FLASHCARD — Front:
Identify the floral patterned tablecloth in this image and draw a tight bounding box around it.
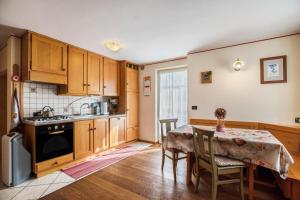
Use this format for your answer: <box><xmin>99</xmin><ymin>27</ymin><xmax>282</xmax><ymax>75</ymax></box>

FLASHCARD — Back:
<box><xmin>167</xmin><ymin>125</ymin><xmax>294</xmax><ymax>179</ymax></box>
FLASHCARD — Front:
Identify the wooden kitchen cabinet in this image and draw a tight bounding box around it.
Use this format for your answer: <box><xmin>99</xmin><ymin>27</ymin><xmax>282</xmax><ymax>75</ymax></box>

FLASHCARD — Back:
<box><xmin>87</xmin><ymin>52</ymin><xmax>103</xmax><ymax>95</ymax></box>
<box><xmin>126</xmin><ymin>126</ymin><xmax>139</xmax><ymax>142</ymax></box>
<box><xmin>126</xmin><ymin>67</ymin><xmax>139</xmax><ymax>93</ymax></box>
<box><xmin>22</xmin><ymin>32</ymin><xmax>68</xmax><ymax>84</ymax></box>
<box><xmin>59</xmin><ymin>46</ymin><xmax>87</xmax><ymax>95</ymax></box>
<box><xmin>103</xmin><ymin>57</ymin><xmax>119</xmax><ymax>96</ymax></box>
<box><xmin>119</xmin><ymin>61</ymin><xmax>140</xmax><ymax>142</ymax></box>
<box><xmin>74</xmin><ymin>120</ymin><xmax>93</xmax><ymax>160</ymax></box>
<box><xmin>93</xmin><ymin>118</ymin><xmax>109</xmax><ymax>153</ymax></box>
<box><xmin>126</xmin><ymin>92</ymin><xmax>139</xmax><ymax>128</ymax></box>
<box><xmin>109</xmin><ymin>117</ymin><xmax>126</xmax><ymax>148</ymax></box>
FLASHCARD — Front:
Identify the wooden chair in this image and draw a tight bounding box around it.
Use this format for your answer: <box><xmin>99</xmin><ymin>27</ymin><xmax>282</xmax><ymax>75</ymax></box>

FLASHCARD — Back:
<box><xmin>192</xmin><ymin>127</ymin><xmax>245</xmax><ymax>200</ymax></box>
<box><xmin>160</xmin><ymin>119</ymin><xmax>187</xmax><ymax>182</ymax></box>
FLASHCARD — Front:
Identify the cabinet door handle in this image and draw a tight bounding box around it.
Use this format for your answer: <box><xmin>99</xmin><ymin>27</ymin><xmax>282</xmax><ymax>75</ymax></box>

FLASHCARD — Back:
<box><xmin>93</xmin><ymin>128</ymin><xmax>96</xmax><ymax>130</ymax></box>
<box><xmin>103</xmin><ymin>85</ymin><xmax>106</xmax><ymax>88</ymax></box>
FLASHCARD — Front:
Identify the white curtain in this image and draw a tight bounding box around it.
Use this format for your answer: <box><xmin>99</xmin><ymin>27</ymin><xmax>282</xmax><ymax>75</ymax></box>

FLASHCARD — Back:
<box><xmin>158</xmin><ymin>68</ymin><xmax>188</xmax><ymax>127</ymax></box>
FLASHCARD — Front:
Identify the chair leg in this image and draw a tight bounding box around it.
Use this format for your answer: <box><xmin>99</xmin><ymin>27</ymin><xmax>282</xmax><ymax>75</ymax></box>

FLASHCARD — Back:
<box><xmin>161</xmin><ymin>149</ymin><xmax>165</xmax><ymax>171</ymax></box>
<box><xmin>240</xmin><ymin>169</ymin><xmax>244</xmax><ymax>200</ymax></box>
<box><xmin>175</xmin><ymin>152</ymin><xmax>179</xmax><ymax>168</ymax></box>
<box><xmin>211</xmin><ymin>176</ymin><xmax>218</xmax><ymax>200</ymax></box>
<box><xmin>172</xmin><ymin>150</ymin><xmax>177</xmax><ymax>182</ymax></box>
<box><xmin>194</xmin><ymin>172</ymin><xmax>200</xmax><ymax>192</ymax></box>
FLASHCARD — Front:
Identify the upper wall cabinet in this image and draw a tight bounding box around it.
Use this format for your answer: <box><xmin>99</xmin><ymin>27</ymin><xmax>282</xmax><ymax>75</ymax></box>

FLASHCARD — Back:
<box><xmin>103</xmin><ymin>58</ymin><xmax>119</xmax><ymax>96</ymax></box>
<box><xmin>87</xmin><ymin>52</ymin><xmax>103</xmax><ymax>95</ymax></box>
<box><xmin>59</xmin><ymin>46</ymin><xmax>88</xmax><ymax>95</ymax></box>
<box><xmin>22</xmin><ymin>32</ymin><xmax>68</xmax><ymax>84</ymax></box>
<box><xmin>59</xmin><ymin>49</ymin><xmax>105</xmax><ymax>96</ymax></box>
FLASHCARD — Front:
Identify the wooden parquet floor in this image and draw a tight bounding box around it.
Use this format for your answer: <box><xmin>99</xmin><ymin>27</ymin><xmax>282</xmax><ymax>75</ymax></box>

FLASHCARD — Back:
<box><xmin>41</xmin><ymin>146</ymin><xmax>285</xmax><ymax>200</ymax></box>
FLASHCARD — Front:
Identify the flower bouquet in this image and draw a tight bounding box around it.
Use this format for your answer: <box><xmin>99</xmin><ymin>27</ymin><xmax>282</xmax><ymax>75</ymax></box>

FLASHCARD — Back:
<box><xmin>215</xmin><ymin>108</ymin><xmax>227</xmax><ymax>132</ymax></box>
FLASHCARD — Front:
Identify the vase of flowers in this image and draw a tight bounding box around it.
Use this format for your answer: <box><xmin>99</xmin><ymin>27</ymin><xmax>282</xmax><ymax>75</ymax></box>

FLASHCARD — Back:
<box><xmin>215</xmin><ymin>108</ymin><xmax>227</xmax><ymax>132</ymax></box>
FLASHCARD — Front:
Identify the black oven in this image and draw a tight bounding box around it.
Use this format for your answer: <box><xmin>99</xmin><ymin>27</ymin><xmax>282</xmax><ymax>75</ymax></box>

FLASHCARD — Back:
<box><xmin>35</xmin><ymin>123</ymin><xmax>73</xmax><ymax>163</ymax></box>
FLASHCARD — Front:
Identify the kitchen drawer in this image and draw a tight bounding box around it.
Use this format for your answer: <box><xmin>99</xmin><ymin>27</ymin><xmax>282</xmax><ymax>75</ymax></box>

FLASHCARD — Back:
<box><xmin>35</xmin><ymin>153</ymin><xmax>73</xmax><ymax>173</ymax></box>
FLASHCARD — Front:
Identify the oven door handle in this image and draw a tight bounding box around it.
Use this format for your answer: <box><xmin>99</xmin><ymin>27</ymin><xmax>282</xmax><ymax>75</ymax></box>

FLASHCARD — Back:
<box><xmin>49</xmin><ymin>130</ymin><xmax>65</xmax><ymax>135</ymax></box>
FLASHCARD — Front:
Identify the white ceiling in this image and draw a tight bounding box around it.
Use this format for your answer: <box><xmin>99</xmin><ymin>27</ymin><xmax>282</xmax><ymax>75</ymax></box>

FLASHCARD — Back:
<box><xmin>0</xmin><ymin>0</ymin><xmax>300</xmax><ymax>64</ymax></box>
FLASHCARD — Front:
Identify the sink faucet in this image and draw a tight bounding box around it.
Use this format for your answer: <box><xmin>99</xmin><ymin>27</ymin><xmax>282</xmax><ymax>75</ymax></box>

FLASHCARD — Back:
<box><xmin>80</xmin><ymin>103</ymin><xmax>90</xmax><ymax>115</ymax></box>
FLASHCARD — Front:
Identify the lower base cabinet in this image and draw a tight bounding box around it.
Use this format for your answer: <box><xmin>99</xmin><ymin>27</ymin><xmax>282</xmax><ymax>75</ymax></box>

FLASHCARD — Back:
<box><xmin>74</xmin><ymin>120</ymin><xmax>94</xmax><ymax>160</ymax></box>
<box><xmin>109</xmin><ymin>117</ymin><xmax>126</xmax><ymax>148</ymax></box>
<box><xmin>93</xmin><ymin>118</ymin><xmax>109</xmax><ymax>153</ymax></box>
<box><xmin>74</xmin><ymin>117</ymin><xmax>125</xmax><ymax>159</ymax></box>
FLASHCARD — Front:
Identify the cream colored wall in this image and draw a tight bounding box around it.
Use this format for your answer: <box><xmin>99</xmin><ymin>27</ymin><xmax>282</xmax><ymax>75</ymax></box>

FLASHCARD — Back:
<box><xmin>139</xmin><ymin>59</ymin><xmax>187</xmax><ymax>142</ymax></box>
<box><xmin>188</xmin><ymin>35</ymin><xmax>300</xmax><ymax>124</ymax></box>
<box><xmin>139</xmin><ymin>35</ymin><xmax>300</xmax><ymax>142</ymax></box>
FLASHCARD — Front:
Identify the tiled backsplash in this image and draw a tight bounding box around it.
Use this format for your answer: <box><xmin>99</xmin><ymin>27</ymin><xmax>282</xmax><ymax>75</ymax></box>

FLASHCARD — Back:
<box><xmin>22</xmin><ymin>82</ymin><xmax>101</xmax><ymax>117</ymax></box>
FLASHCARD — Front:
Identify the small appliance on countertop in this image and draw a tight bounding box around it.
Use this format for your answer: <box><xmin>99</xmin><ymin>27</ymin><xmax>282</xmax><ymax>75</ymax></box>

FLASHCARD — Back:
<box><xmin>100</xmin><ymin>102</ymin><xmax>109</xmax><ymax>115</ymax></box>
<box><xmin>91</xmin><ymin>102</ymin><xmax>101</xmax><ymax>115</ymax></box>
<box><xmin>109</xmin><ymin>98</ymin><xmax>119</xmax><ymax>114</ymax></box>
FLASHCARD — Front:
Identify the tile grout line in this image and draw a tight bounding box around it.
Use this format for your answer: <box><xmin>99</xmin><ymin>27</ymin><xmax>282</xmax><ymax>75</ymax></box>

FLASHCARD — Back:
<box><xmin>37</xmin><ymin>172</ymin><xmax>61</xmax><ymax>199</ymax></box>
<box><xmin>8</xmin><ymin>186</ymin><xmax>27</xmax><ymax>200</ymax></box>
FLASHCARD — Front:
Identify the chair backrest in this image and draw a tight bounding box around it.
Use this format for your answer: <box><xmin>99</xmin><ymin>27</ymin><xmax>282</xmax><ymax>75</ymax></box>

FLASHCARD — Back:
<box><xmin>159</xmin><ymin>119</ymin><xmax>178</xmax><ymax>142</ymax></box>
<box><xmin>192</xmin><ymin>127</ymin><xmax>217</xmax><ymax>170</ymax></box>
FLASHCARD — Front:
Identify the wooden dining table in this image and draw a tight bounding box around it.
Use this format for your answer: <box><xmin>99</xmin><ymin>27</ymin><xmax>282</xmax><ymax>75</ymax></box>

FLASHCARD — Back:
<box><xmin>166</xmin><ymin>125</ymin><xmax>294</xmax><ymax>200</ymax></box>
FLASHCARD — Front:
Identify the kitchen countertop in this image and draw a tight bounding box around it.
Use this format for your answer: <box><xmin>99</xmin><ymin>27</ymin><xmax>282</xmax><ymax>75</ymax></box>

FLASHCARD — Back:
<box><xmin>23</xmin><ymin>113</ymin><xmax>126</xmax><ymax>126</ymax></box>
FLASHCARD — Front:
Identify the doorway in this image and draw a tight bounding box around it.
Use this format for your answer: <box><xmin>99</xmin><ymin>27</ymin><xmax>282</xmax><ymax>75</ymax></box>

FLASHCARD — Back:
<box><xmin>157</xmin><ymin>67</ymin><xmax>188</xmax><ymax>142</ymax></box>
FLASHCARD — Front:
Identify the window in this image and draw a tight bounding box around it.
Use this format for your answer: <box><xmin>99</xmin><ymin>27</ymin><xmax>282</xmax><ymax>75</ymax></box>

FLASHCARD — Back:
<box><xmin>158</xmin><ymin>68</ymin><xmax>188</xmax><ymax>128</ymax></box>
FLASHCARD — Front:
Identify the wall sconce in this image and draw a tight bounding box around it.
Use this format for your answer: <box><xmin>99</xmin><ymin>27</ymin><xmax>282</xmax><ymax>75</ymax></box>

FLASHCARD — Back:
<box><xmin>232</xmin><ymin>58</ymin><xmax>245</xmax><ymax>71</ymax></box>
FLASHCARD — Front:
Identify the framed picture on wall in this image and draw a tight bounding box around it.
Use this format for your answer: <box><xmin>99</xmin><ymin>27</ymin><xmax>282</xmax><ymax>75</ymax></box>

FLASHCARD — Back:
<box><xmin>260</xmin><ymin>55</ymin><xmax>287</xmax><ymax>84</ymax></box>
<box><xmin>201</xmin><ymin>71</ymin><xmax>212</xmax><ymax>84</ymax></box>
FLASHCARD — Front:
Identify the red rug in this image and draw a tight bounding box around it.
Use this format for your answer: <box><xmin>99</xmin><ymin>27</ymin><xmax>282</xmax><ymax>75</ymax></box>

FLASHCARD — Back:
<box><xmin>62</xmin><ymin>145</ymin><xmax>146</xmax><ymax>179</ymax></box>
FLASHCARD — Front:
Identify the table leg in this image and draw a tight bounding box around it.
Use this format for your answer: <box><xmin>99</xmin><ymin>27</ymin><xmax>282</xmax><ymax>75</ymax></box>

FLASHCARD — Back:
<box><xmin>248</xmin><ymin>164</ymin><xmax>256</xmax><ymax>200</ymax></box>
<box><xmin>186</xmin><ymin>152</ymin><xmax>194</xmax><ymax>185</ymax></box>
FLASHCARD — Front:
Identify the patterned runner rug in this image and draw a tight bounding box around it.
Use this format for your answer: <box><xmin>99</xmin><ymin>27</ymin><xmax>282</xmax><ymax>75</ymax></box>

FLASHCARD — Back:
<box><xmin>62</xmin><ymin>143</ymin><xmax>150</xmax><ymax>179</ymax></box>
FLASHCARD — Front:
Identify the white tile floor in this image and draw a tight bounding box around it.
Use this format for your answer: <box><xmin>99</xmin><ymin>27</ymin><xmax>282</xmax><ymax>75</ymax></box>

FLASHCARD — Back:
<box><xmin>0</xmin><ymin>171</ymin><xmax>75</xmax><ymax>200</ymax></box>
<box><xmin>0</xmin><ymin>142</ymin><xmax>151</xmax><ymax>200</ymax></box>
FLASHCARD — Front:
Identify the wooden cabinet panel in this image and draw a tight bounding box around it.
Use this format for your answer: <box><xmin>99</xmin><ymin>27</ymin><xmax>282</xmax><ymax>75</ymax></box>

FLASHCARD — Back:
<box><xmin>109</xmin><ymin>117</ymin><xmax>125</xmax><ymax>148</ymax></box>
<box><xmin>22</xmin><ymin>32</ymin><xmax>67</xmax><ymax>84</ymax></box>
<box><xmin>127</xmin><ymin>92</ymin><xmax>139</xmax><ymax>128</ymax></box>
<box><xmin>126</xmin><ymin>127</ymin><xmax>139</xmax><ymax>142</ymax></box>
<box><xmin>68</xmin><ymin>46</ymin><xmax>88</xmax><ymax>95</ymax></box>
<box><xmin>126</xmin><ymin>68</ymin><xmax>139</xmax><ymax>93</ymax></box>
<box><xmin>88</xmin><ymin>52</ymin><xmax>103</xmax><ymax>95</ymax></box>
<box><xmin>93</xmin><ymin>118</ymin><xmax>109</xmax><ymax>153</ymax></box>
<box><xmin>31</xmin><ymin>34</ymin><xmax>67</xmax><ymax>75</ymax></box>
<box><xmin>74</xmin><ymin>120</ymin><xmax>93</xmax><ymax>159</ymax></box>
<box><xmin>103</xmin><ymin>58</ymin><xmax>119</xmax><ymax>96</ymax></box>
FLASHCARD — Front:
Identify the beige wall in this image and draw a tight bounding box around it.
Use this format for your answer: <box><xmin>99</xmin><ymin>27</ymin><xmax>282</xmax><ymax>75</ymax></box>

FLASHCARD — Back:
<box><xmin>140</xmin><ymin>34</ymin><xmax>300</xmax><ymax>142</ymax></box>
<box><xmin>139</xmin><ymin>59</ymin><xmax>187</xmax><ymax>142</ymax></box>
<box><xmin>188</xmin><ymin>35</ymin><xmax>300</xmax><ymax>124</ymax></box>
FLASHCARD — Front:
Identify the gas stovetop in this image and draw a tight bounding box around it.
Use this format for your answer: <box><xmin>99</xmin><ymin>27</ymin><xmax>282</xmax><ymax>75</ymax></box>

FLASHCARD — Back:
<box><xmin>24</xmin><ymin>115</ymin><xmax>71</xmax><ymax>122</ymax></box>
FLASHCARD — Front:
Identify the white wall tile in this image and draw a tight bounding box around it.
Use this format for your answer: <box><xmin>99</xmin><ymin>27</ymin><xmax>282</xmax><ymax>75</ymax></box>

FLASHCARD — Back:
<box><xmin>22</xmin><ymin>83</ymin><xmax>101</xmax><ymax>117</ymax></box>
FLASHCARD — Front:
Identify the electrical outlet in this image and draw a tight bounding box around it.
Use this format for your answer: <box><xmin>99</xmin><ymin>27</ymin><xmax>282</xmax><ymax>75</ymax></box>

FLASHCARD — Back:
<box><xmin>295</xmin><ymin>117</ymin><xmax>300</xmax><ymax>123</ymax></box>
<box><xmin>192</xmin><ymin>106</ymin><xmax>197</xmax><ymax>110</ymax></box>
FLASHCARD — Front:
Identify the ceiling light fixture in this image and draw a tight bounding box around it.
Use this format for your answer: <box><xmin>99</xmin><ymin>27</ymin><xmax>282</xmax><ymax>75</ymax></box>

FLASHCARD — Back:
<box><xmin>232</xmin><ymin>58</ymin><xmax>245</xmax><ymax>71</ymax></box>
<box><xmin>104</xmin><ymin>40</ymin><xmax>123</xmax><ymax>52</ymax></box>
